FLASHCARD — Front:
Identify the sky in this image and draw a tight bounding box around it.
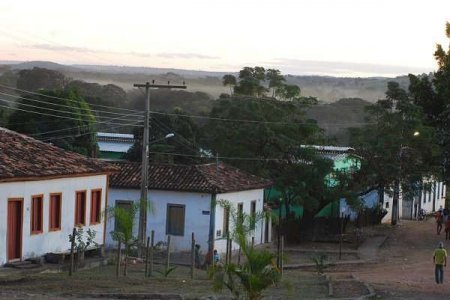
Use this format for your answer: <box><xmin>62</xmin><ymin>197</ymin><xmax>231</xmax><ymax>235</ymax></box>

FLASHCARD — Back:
<box><xmin>0</xmin><ymin>0</ymin><xmax>449</xmax><ymax>77</ymax></box>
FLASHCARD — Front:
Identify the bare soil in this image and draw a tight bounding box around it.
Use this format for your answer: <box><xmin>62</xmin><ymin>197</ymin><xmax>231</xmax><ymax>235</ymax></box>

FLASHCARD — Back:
<box><xmin>1</xmin><ymin>219</ymin><xmax>448</xmax><ymax>299</ymax></box>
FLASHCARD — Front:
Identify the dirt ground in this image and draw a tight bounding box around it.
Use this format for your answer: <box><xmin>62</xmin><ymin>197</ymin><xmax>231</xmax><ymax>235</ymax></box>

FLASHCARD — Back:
<box><xmin>1</xmin><ymin>219</ymin><xmax>450</xmax><ymax>299</ymax></box>
<box><xmin>348</xmin><ymin>218</ymin><xmax>450</xmax><ymax>299</ymax></box>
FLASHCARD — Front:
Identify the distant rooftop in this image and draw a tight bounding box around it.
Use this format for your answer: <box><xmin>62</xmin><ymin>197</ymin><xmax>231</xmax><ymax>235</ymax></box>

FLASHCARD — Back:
<box><xmin>300</xmin><ymin>145</ymin><xmax>355</xmax><ymax>153</ymax></box>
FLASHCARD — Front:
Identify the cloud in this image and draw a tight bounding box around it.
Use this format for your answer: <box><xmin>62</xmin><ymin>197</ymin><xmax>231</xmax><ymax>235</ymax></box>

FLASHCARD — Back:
<box><xmin>265</xmin><ymin>58</ymin><xmax>432</xmax><ymax>77</ymax></box>
<box><xmin>156</xmin><ymin>52</ymin><xmax>219</xmax><ymax>60</ymax></box>
<box><xmin>26</xmin><ymin>44</ymin><xmax>218</xmax><ymax>61</ymax></box>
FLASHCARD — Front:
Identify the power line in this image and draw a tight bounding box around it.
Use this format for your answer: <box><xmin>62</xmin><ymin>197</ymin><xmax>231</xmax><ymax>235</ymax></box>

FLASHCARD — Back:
<box><xmin>0</xmin><ymin>83</ymin><xmax>141</xmax><ymax>114</ymax></box>
<box><xmin>39</xmin><ymin>121</ymin><xmax>142</xmax><ymax>142</ymax></box>
<box><xmin>0</xmin><ymin>103</ymin><xmax>144</xmax><ymax>127</ymax></box>
<box><xmin>148</xmin><ymin>150</ymin><xmax>284</xmax><ymax>162</ymax></box>
<box><xmin>0</xmin><ymin>90</ymin><xmax>144</xmax><ymax>119</ymax></box>
<box><xmin>0</xmin><ymin>97</ymin><xmax>141</xmax><ymax>125</ymax></box>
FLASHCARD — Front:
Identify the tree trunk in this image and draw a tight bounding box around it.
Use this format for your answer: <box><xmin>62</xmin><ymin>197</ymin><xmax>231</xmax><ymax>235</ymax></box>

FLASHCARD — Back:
<box><xmin>391</xmin><ymin>179</ymin><xmax>400</xmax><ymax>225</ymax></box>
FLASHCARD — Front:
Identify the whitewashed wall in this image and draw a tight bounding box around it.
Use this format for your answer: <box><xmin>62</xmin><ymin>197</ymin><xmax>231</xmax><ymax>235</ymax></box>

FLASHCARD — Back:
<box><xmin>0</xmin><ymin>175</ymin><xmax>107</xmax><ymax>265</ymax></box>
<box><xmin>214</xmin><ymin>189</ymin><xmax>265</xmax><ymax>254</ymax></box>
<box><xmin>106</xmin><ymin>189</ymin><xmax>212</xmax><ymax>252</ymax></box>
<box><xmin>381</xmin><ymin>191</ymin><xmax>403</xmax><ymax>224</ymax></box>
<box><xmin>420</xmin><ymin>181</ymin><xmax>446</xmax><ymax>214</ymax></box>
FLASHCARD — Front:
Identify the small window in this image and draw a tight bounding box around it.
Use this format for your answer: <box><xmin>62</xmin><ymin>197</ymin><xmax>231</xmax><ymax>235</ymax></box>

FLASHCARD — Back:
<box><xmin>385</xmin><ymin>202</ymin><xmax>389</xmax><ymax>209</ymax></box>
<box><xmin>250</xmin><ymin>201</ymin><xmax>256</xmax><ymax>229</ymax></box>
<box><xmin>223</xmin><ymin>207</ymin><xmax>230</xmax><ymax>237</ymax></box>
<box><xmin>90</xmin><ymin>189</ymin><xmax>102</xmax><ymax>224</ymax></box>
<box><xmin>115</xmin><ymin>201</ymin><xmax>133</xmax><ymax>232</ymax></box>
<box><xmin>237</xmin><ymin>203</ymin><xmax>244</xmax><ymax>224</ymax></box>
<box><xmin>166</xmin><ymin>204</ymin><xmax>185</xmax><ymax>236</ymax></box>
<box><xmin>31</xmin><ymin>195</ymin><xmax>43</xmax><ymax>234</ymax></box>
<box><xmin>75</xmin><ymin>191</ymin><xmax>86</xmax><ymax>226</ymax></box>
<box><xmin>49</xmin><ymin>194</ymin><xmax>62</xmax><ymax>231</ymax></box>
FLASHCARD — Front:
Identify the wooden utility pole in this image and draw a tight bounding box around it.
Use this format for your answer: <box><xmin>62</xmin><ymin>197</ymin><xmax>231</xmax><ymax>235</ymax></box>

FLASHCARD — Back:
<box><xmin>133</xmin><ymin>81</ymin><xmax>186</xmax><ymax>256</ymax></box>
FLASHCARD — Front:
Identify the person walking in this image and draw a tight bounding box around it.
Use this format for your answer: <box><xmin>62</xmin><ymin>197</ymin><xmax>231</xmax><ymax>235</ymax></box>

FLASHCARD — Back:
<box><xmin>436</xmin><ymin>210</ymin><xmax>444</xmax><ymax>235</ymax></box>
<box><xmin>433</xmin><ymin>242</ymin><xmax>447</xmax><ymax>284</ymax></box>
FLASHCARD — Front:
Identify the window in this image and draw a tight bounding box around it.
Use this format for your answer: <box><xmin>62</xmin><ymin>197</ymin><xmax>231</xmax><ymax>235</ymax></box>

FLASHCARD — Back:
<box><xmin>166</xmin><ymin>204</ymin><xmax>185</xmax><ymax>236</ymax></box>
<box><xmin>31</xmin><ymin>195</ymin><xmax>43</xmax><ymax>234</ymax></box>
<box><xmin>49</xmin><ymin>194</ymin><xmax>62</xmax><ymax>231</ymax></box>
<box><xmin>385</xmin><ymin>202</ymin><xmax>389</xmax><ymax>209</ymax></box>
<box><xmin>237</xmin><ymin>203</ymin><xmax>244</xmax><ymax>225</ymax></box>
<box><xmin>250</xmin><ymin>201</ymin><xmax>256</xmax><ymax>230</ymax></box>
<box><xmin>90</xmin><ymin>189</ymin><xmax>102</xmax><ymax>224</ymax></box>
<box><xmin>223</xmin><ymin>207</ymin><xmax>230</xmax><ymax>237</ymax></box>
<box><xmin>115</xmin><ymin>201</ymin><xmax>133</xmax><ymax>232</ymax></box>
<box><xmin>75</xmin><ymin>191</ymin><xmax>86</xmax><ymax>226</ymax></box>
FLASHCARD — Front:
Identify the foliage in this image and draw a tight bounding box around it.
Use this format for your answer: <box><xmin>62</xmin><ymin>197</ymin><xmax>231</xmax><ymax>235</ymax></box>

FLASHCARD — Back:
<box><xmin>69</xmin><ymin>227</ymin><xmax>98</xmax><ymax>252</ymax></box>
<box><xmin>7</xmin><ymin>88</ymin><xmax>98</xmax><ymax>156</ymax></box>
<box><xmin>125</xmin><ymin>107</ymin><xmax>204</xmax><ymax>164</ymax></box>
<box><xmin>202</xmin><ymin>96</ymin><xmax>325</xmax><ymax>177</ymax></box>
<box><xmin>16</xmin><ymin>67</ymin><xmax>69</xmax><ymax>91</ymax></box>
<box><xmin>406</xmin><ymin>22</ymin><xmax>450</xmax><ymax>183</ymax></box>
<box><xmin>155</xmin><ymin>266</ymin><xmax>177</xmax><ymax>278</ymax></box>
<box><xmin>210</xmin><ymin>200</ymin><xmax>281</xmax><ymax>300</ymax></box>
<box><xmin>311</xmin><ymin>253</ymin><xmax>328</xmax><ymax>275</ymax></box>
<box><xmin>349</xmin><ymin>81</ymin><xmax>439</xmax><ymax>223</ymax></box>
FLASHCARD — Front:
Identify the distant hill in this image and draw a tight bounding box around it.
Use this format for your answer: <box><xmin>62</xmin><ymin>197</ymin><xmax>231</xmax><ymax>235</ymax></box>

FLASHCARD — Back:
<box><xmin>305</xmin><ymin>98</ymin><xmax>372</xmax><ymax>145</ymax></box>
<box><xmin>0</xmin><ymin>60</ymin><xmax>416</xmax><ymax>102</ymax></box>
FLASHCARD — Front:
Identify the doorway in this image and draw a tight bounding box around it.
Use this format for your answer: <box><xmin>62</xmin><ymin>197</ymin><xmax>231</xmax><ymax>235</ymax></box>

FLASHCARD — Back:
<box><xmin>7</xmin><ymin>199</ymin><xmax>23</xmax><ymax>261</ymax></box>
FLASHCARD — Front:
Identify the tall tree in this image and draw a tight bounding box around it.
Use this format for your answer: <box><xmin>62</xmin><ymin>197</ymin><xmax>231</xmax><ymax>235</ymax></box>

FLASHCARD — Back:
<box><xmin>266</xmin><ymin>69</ymin><xmax>285</xmax><ymax>98</ymax></box>
<box><xmin>222</xmin><ymin>74</ymin><xmax>237</xmax><ymax>96</ymax></box>
<box><xmin>350</xmin><ymin>82</ymin><xmax>438</xmax><ymax>224</ymax></box>
<box><xmin>234</xmin><ymin>67</ymin><xmax>268</xmax><ymax>97</ymax></box>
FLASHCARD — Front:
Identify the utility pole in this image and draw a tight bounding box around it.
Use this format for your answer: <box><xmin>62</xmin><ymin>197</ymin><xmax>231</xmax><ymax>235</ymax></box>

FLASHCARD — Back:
<box><xmin>133</xmin><ymin>80</ymin><xmax>186</xmax><ymax>256</ymax></box>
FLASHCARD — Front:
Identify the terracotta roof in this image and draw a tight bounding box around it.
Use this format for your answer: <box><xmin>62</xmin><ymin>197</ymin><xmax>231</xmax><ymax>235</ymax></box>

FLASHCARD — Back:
<box><xmin>0</xmin><ymin>127</ymin><xmax>116</xmax><ymax>182</ymax></box>
<box><xmin>109</xmin><ymin>161</ymin><xmax>273</xmax><ymax>193</ymax></box>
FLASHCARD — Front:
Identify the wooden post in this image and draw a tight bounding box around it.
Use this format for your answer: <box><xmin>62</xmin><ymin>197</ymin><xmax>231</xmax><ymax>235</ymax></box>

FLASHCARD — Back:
<box><xmin>225</xmin><ymin>237</ymin><xmax>230</xmax><ymax>265</ymax></box>
<box><xmin>228</xmin><ymin>238</ymin><xmax>232</xmax><ymax>264</ymax></box>
<box><xmin>149</xmin><ymin>230</ymin><xmax>154</xmax><ymax>277</ymax></box>
<box><xmin>281</xmin><ymin>235</ymin><xmax>284</xmax><ymax>277</ymax></box>
<box><xmin>166</xmin><ymin>235</ymin><xmax>171</xmax><ymax>271</ymax></box>
<box><xmin>69</xmin><ymin>227</ymin><xmax>76</xmax><ymax>276</ymax></box>
<box><xmin>339</xmin><ymin>213</ymin><xmax>343</xmax><ymax>260</ymax></box>
<box><xmin>251</xmin><ymin>236</ymin><xmax>255</xmax><ymax>249</ymax></box>
<box><xmin>116</xmin><ymin>240</ymin><xmax>121</xmax><ymax>278</ymax></box>
<box><xmin>191</xmin><ymin>232</ymin><xmax>195</xmax><ymax>279</ymax></box>
<box><xmin>145</xmin><ymin>236</ymin><xmax>150</xmax><ymax>277</ymax></box>
<box><xmin>237</xmin><ymin>246</ymin><xmax>241</xmax><ymax>266</ymax></box>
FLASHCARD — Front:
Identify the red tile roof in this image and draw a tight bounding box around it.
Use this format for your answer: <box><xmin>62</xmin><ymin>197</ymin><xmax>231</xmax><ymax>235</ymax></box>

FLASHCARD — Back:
<box><xmin>109</xmin><ymin>161</ymin><xmax>273</xmax><ymax>193</ymax></box>
<box><xmin>0</xmin><ymin>127</ymin><xmax>115</xmax><ymax>182</ymax></box>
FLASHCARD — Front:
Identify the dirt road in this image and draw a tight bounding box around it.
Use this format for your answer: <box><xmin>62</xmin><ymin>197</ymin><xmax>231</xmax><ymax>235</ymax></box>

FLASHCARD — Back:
<box><xmin>352</xmin><ymin>218</ymin><xmax>450</xmax><ymax>299</ymax></box>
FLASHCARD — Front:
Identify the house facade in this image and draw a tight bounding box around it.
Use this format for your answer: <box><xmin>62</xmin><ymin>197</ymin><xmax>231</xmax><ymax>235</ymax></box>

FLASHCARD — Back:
<box><xmin>106</xmin><ymin>162</ymin><xmax>272</xmax><ymax>255</ymax></box>
<box><xmin>0</xmin><ymin>128</ymin><xmax>113</xmax><ymax>265</ymax></box>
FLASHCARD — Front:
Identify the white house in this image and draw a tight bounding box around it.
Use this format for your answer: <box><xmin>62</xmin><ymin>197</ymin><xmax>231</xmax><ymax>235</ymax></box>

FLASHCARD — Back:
<box><xmin>0</xmin><ymin>127</ymin><xmax>114</xmax><ymax>265</ymax></box>
<box><xmin>106</xmin><ymin>161</ymin><xmax>273</xmax><ymax>256</ymax></box>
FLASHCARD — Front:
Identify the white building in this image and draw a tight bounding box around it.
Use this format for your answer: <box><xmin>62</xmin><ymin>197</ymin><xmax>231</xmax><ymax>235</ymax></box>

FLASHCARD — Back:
<box><xmin>0</xmin><ymin>127</ymin><xmax>114</xmax><ymax>265</ymax></box>
<box><xmin>106</xmin><ymin>161</ymin><xmax>273</xmax><ymax>256</ymax></box>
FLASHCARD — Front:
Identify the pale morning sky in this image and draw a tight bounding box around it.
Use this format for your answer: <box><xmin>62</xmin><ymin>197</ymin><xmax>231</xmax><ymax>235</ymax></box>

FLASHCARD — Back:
<box><xmin>0</xmin><ymin>0</ymin><xmax>449</xmax><ymax>77</ymax></box>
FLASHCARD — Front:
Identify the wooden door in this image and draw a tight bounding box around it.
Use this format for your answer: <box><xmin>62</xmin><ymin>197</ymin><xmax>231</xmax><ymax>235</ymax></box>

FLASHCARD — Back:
<box><xmin>7</xmin><ymin>199</ymin><xmax>23</xmax><ymax>261</ymax></box>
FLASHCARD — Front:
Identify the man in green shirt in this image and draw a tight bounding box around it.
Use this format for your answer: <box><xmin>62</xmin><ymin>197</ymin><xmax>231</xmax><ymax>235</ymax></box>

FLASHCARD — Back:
<box><xmin>433</xmin><ymin>242</ymin><xmax>447</xmax><ymax>284</ymax></box>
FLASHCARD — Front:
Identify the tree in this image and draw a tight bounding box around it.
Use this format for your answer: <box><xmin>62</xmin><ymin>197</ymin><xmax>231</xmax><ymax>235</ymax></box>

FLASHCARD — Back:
<box><xmin>266</xmin><ymin>69</ymin><xmax>285</xmax><ymax>98</ymax></box>
<box><xmin>234</xmin><ymin>67</ymin><xmax>268</xmax><ymax>97</ymax></box>
<box><xmin>16</xmin><ymin>67</ymin><xmax>69</xmax><ymax>91</ymax></box>
<box><xmin>407</xmin><ymin>22</ymin><xmax>450</xmax><ymax>183</ymax></box>
<box><xmin>349</xmin><ymin>82</ymin><xmax>438</xmax><ymax>224</ymax></box>
<box><xmin>210</xmin><ymin>200</ymin><xmax>281</xmax><ymax>300</ymax></box>
<box><xmin>125</xmin><ymin>108</ymin><xmax>204</xmax><ymax>164</ymax></box>
<box><xmin>222</xmin><ymin>74</ymin><xmax>237</xmax><ymax>96</ymax></box>
<box><xmin>275</xmin><ymin>84</ymin><xmax>301</xmax><ymax>101</ymax></box>
<box><xmin>202</xmin><ymin>96</ymin><xmax>325</xmax><ymax>178</ymax></box>
<box><xmin>106</xmin><ymin>202</ymin><xmax>140</xmax><ymax>277</ymax></box>
<box><xmin>7</xmin><ymin>89</ymin><xmax>98</xmax><ymax>157</ymax></box>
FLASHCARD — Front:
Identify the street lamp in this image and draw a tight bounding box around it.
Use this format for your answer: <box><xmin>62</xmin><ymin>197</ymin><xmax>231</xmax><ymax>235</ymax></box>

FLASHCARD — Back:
<box><xmin>391</xmin><ymin>131</ymin><xmax>420</xmax><ymax>225</ymax></box>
